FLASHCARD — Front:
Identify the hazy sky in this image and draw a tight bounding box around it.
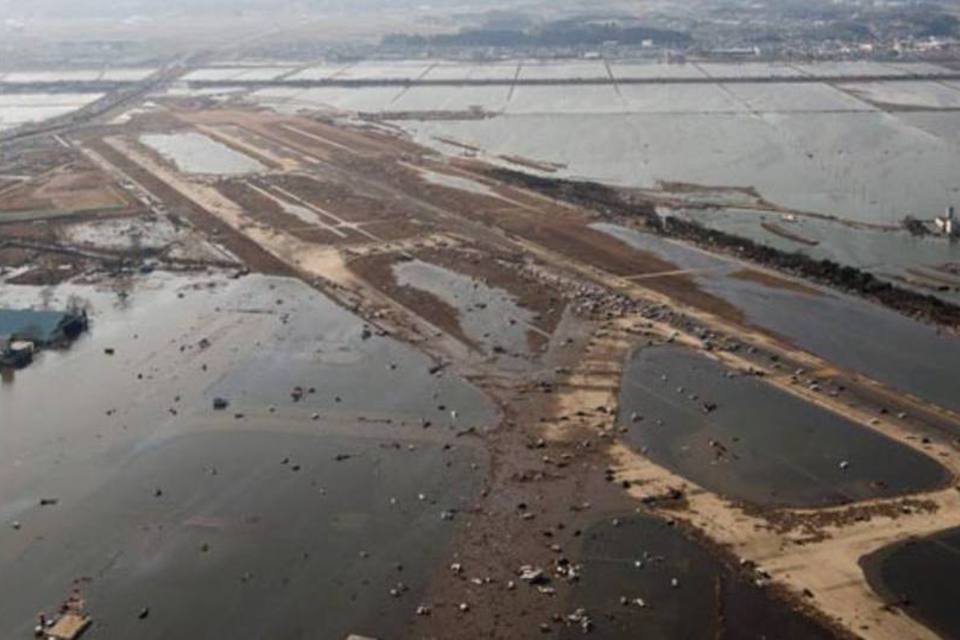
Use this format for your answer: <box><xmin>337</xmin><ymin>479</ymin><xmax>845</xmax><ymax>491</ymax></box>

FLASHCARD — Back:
<box><xmin>0</xmin><ymin>0</ymin><xmax>522</xmax><ymax>18</ymax></box>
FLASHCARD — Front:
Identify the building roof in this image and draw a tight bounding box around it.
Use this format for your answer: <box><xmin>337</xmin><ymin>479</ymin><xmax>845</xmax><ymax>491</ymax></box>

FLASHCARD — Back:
<box><xmin>0</xmin><ymin>309</ymin><xmax>76</xmax><ymax>345</ymax></box>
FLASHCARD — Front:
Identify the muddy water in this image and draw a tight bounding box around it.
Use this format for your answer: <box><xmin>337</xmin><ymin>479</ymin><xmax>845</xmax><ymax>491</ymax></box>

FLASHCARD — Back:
<box><xmin>862</xmin><ymin>527</ymin><xmax>960</xmax><ymax>640</ymax></box>
<box><xmin>0</xmin><ymin>273</ymin><xmax>493</xmax><ymax>638</ymax></box>
<box><xmin>140</xmin><ymin>132</ymin><xmax>266</xmax><ymax>175</ymax></box>
<box><xmin>0</xmin><ymin>431</ymin><xmax>482</xmax><ymax>639</ymax></box>
<box><xmin>562</xmin><ymin>515</ymin><xmax>837</xmax><ymax>639</ymax></box>
<box><xmin>209</xmin><ymin>276</ymin><xmax>495</xmax><ymax>428</ymax></box>
<box><xmin>617</xmin><ymin>346</ymin><xmax>948</xmax><ymax>506</ymax></box>
<box><xmin>393</xmin><ymin>259</ymin><xmax>538</xmax><ymax>359</ymax></box>
<box><xmin>593</xmin><ymin>222</ymin><xmax>960</xmax><ymax>414</ymax></box>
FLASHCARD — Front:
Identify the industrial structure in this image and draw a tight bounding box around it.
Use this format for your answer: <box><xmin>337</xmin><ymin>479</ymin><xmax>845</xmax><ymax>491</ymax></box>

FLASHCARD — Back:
<box><xmin>935</xmin><ymin>205</ymin><xmax>958</xmax><ymax>237</ymax></box>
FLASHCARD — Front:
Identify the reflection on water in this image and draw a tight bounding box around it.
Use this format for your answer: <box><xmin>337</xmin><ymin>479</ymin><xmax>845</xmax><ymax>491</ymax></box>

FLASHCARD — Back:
<box><xmin>394</xmin><ymin>259</ymin><xmax>537</xmax><ymax>357</ymax></box>
<box><xmin>618</xmin><ymin>345</ymin><xmax>948</xmax><ymax>506</ymax></box>
<box><xmin>140</xmin><ymin>132</ymin><xmax>266</xmax><ymax>175</ymax></box>
<box><xmin>593</xmin><ymin>222</ymin><xmax>960</xmax><ymax>413</ymax></box>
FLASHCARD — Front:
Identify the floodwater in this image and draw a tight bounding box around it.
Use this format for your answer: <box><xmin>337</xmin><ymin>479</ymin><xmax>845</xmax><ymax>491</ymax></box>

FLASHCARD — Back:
<box><xmin>617</xmin><ymin>346</ymin><xmax>948</xmax><ymax>506</ymax></box>
<box><xmin>246</xmin><ymin>182</ymin><xmax>328</xmax><ymax>228</ymax></box>
<box><xmin>393</xmin><ymin>259</ymin><xmax>538</xmax><ymax>359</ymax></box>
<box><xmin>376</xmin><ymin>78</ymin><xmax>960</xmax><ymax>302</ymax></box>
<box><xmin>593</xmin><ymin>222</ymin><xmax>960</xmax><ymax>414</ymax></box>
<box><xmin>238</xmin><ymin>61</ymin><xmax>960</xmax><ymax>227</ymax></box>
<box><xmin>561</xmin><ymin>515</ymin><xmax>837</xmax><ymax>639</ymax></box>
<box><xmin>675</xmin><ymin>207</ymin><xmax>960</xmax><ymax>304</ymax></box>
<box><xmin>0</xmin><ymin>93</ymin><xmax>104</xmax><ymax>130</ymax></box>
<box><xmin>140</xmin><ymin>132</ymin><xmax>266</xmax><ymax>175</ymax></box>
<box><xmin>416</xmin><ymin>168</ymin><xmax>501</xmax><ymax>199</ymax></box>
<box><xmin>400</xmin><ymin>108</ymin><xmax>960</xmax><ymax>225</ymax></box>
<box><xmin>0</xmin><ymin>273</ymin><xmax>494</xmax><ymax>638</ymax></box>
<box><xmin>862</xmin><ymin>527</ymin><xmax>960</xmax><ymax>640</ymax></box>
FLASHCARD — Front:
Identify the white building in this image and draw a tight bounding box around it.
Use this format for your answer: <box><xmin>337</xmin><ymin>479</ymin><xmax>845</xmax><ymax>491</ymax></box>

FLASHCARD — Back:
<box><xmin>935</xmin><ymin>205</ymin><xmax>957</xmax><ymax>237</ymax></box>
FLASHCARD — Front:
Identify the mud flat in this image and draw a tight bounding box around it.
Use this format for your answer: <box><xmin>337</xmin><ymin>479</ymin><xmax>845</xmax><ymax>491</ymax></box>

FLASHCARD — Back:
<box><xmin>560</xmin><ymin>515</ymin><xmax>838</xmax><ymax>639</ymax></box>
<box><xmin>861</xmin><ymin>527</ymin><xmax>960</xmax><ymax>640</ymax></box>
<box><xmin>0</xmin><ymin>273</ymin><xmax>493</xmax><ymax>639</ymax></box>
<box><xmin>617</xmin><ymin>346</ymin><xmax>949</xmax><ymax>506</ymax></box>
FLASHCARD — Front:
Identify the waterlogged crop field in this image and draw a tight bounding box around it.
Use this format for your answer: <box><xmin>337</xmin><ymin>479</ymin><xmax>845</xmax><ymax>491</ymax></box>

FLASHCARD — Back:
<box><xmin>0</xmin><ymin>93</ymin><xmax>104</xmax><ymax>131</ymax></box>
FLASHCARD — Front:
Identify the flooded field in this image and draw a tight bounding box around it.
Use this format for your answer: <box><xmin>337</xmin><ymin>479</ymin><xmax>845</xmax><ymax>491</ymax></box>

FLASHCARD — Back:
<box><xmin>139</xmin><ymin>133</ymin><xmax>267</xmax><ymax>175</ymax></box>
<box><xmin>0</xmin><ymin>273</ymin><xmax>493</xmax><ymax>638</ymax></box>
<box><xmin>415</xmin><ymin>168</ymin><xmax>502</xmax><ymax>199</ymax></box>
<box><xmin>862</xmin><ymin>527</ymin><xmax>960</xmax><ymax>640</ymax></box>
<box><xmin>0</xmin><ymin>93</ymin><xmax>104</xmax><ymax>131</ymax></box>
<box><xmin>617</xmin><ymin>346</ymin><xmax>948</xmax><ymax>506</ymax></box>
<box><xmin>594</xmin><ymin>222</ymin><xmax>960</xmax><ymax>413</ymax></box>
<box><xmin>4</xmin><ymin>76</ymin><xmax>959</xmax><ymax>639</ymax></box>
<box><xmin>399</xmin><ymin>108</ymin><xmax>960</xmax><ymax>226</ymax></box>
<box><xmin>673</xmin><ymin>207</ymin><xmax>960</xmax><ymax>304</ymax></box>
<box><xmin>393</xmin><ymin>259</ymin><xmax>538</xmax><ymax>358</ymax></box>
<box><xmin>561</xmin><ymin>515</ymin><xmax>836</xmax><ymax>639</ymax></box>
<box><xmin>318</xmin><ymin>72</ymin><xmax>960</xmax><ymax>301</ymax></box>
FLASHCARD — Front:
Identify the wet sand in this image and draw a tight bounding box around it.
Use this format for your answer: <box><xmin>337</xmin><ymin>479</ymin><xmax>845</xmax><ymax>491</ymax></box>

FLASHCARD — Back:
<box><xmin>617</xmin><ymin>346</ymin><xmax>949</xmax><ymax>506</ymax></box>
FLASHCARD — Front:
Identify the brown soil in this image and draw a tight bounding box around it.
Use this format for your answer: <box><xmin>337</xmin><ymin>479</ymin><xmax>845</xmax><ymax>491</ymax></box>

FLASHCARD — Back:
<box><xmin>416</xmin><ymin>246</ymin><xmax>567</xmax><ymax>341</ymax></box>
<box><xmin>0</xmin><ymin>162</ymin><xmax>129</xmax><ymax>214</ymax></box>
<box><xmin>82</xmin><ymin>138</ymin><xmax>294</xmax><ymax>276</ymax></box>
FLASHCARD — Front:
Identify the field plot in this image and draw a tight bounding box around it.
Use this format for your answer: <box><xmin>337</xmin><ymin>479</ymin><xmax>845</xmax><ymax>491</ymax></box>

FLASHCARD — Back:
<box><xmin>0</xmin><ymin>161</ymin><xmax>132</xmax><ymax>222</ymax></box>
<box><xmin>618</xmin><ymin>345</ymin><xmax>948</xmax><ymax>506</ymax></box>
<box><xmin>726</xmin><ymin>82</ymin><xmax>876</xmax><ymax>112</ymax></box>
<box><xmin>696</xmin><ymin>62</ymin><xmax>806</xmax><ymax>79</ymax></box>
<box><xmin>99</xmin><ymin>68</ymin><xmax>156</xmax><ymax>81</ymax></box>
<box><xmin>505</xmin><ymin>84</ymin><xmax>625</xmax><ymax>114</ymax></box>
<box><xmin>840</xmin><ymin>81</ymin><xmax>960</xmax><ymax>109</ymax></box>
<box><xmin>794</xmin><ymin>61</ymin><xmax>910</xmax><ymax>77</ymax></box>
<box><xmin>331</xmin><ymin>60</ymin><xmax>436</xmax><ymax>81</ymax></box>
<box><xmin>139</xmin><ymin>132</ymin><xmax>268</xmax><ymax>175</ymax></box>
<box><xmin>2</xmin><ymin>69</ymin><xmax>104</xmax><ymax>83</ymax></box>
<box><xmin>390</xmin><ymin>85</ymin><xmax>511</xmax><ymax>112</ymax></box>
<box><xmin>230</xmin><ymin>66</ymin><xmax>298</xmax><ymax>81</ymax></box>
<box><xmin>396</xmin><ymin>95</ymin><xmax>960</xmax><ymax>226</ymax></box>
<box><xmin>518</xmin><ymin>60</ymin><xmax>609</xmax><ymax>80</ymax></box>
<box><xmin>285</xmin><ymin>63</ymin><xmax>355</xmax><ymax>80</ymax></box>
<box><xmin>610</xmin><ymin>61</ymin><xmax>708</xmax><ymax>80</ymax></box>
<box><xmin>463</xmin><ymin>61</ymin><xmax>522</xmax><ymax>80</ymax></box>
<box><xmin>885</xmin><ymin>62</ymin><xmax>958</xmax><ymax>75</ymax></box>
<box><xmin>617</xmin><ymin>83</ymin><xmax>747</xmax><ymax>112</ymax></box>
<box><xmin>254</xmin><ymin>86</ymin><xmax>404</xmax><ymax>113</ymax></box>
<box><xmin>863</xmin><ymin>527</ymin><xmax>960</xmax><ymax>640</ymax></box>
<box><xmin>421</xmin><ymin>63</ymin><xmax>478</xmax><ymax>80</ymax></box>
<box><xmin>0</xmin><ymin>93</ymin><xmax>103</xmax><ymax>130</ymax></box>
<box><xmin>182</xmin><ymin>67</ymin><xmax>257</xmax><ymax>82</ymax></box>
